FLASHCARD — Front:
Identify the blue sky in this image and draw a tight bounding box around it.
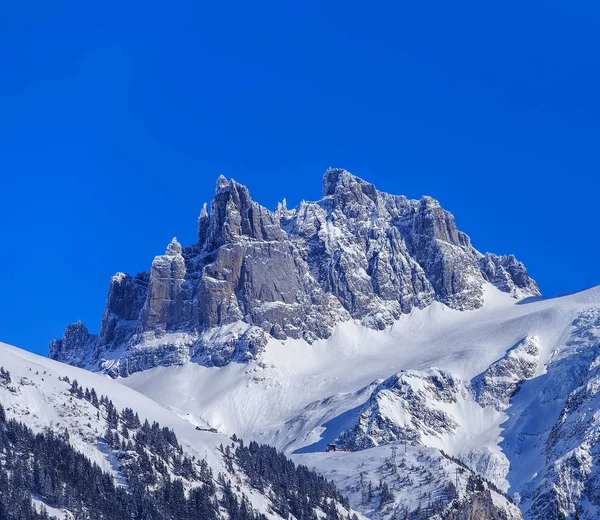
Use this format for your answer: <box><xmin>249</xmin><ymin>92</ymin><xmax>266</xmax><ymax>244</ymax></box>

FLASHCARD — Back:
<box><xmin>1</xmin><ymin>1</ymin><xmax>599</xmax><ymax>355</ymax></box>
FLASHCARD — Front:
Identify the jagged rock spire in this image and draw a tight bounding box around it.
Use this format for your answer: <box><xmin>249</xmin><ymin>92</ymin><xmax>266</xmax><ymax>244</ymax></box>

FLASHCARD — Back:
<box><xmin>321</xmin><ymin>168</ymin><xmax>379</xmax><ymax>209</ymax></box>
<box><xmin>198</xmin><ymin>203</ymin><xmax>210</xmax><ymax>243</ymax></box>
<box><xmin>48</xmin><ymin>320</ymin><xmax>94</xmax><ymax>367</ymax></box>
<box><xmin>201</xmin><ymin>175</ymin><xmax>283</xmax><ymax>250</ymax></box>
<box><xmin>275</xmin><ymin>198</ymin><xmax>288</xmax><ymax>215</ymax></box>
<box><xmin>216</xmin><ymin>174</ymin><xmax>229</xmax><ymax>192</ymax></box>
<box><xmin>199</xmin><ymin>202</ymin><xmax>208</xmax><ymax>218</ymax></box>
<box><xmin>322</xmin><ymin>167</ymin><xmax>353</xmax><ymax>197</ymax></box>
<box><xmin>139</xmin><ymin>237</ymin><xmax>187</xmax><ymax>334</ymax></box>
<box><xmin>166</xmin><ymin>237</ymin><xmax>182</xmax><ymax>256</ymax></box>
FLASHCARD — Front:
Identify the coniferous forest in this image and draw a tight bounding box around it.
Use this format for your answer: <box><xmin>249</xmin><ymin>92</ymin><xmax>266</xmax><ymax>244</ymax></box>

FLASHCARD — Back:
<box><xmin>0</xmin><ymin>370</ymin><xmax>355</xmax><ymax>520</ymax></box>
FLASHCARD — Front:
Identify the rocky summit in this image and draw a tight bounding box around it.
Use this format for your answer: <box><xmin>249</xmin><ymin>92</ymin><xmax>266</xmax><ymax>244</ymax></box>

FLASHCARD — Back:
<box><xmin>49</xmin><ymin>169</ymin><xmax>539</xmax><ymax>376</ymax></box>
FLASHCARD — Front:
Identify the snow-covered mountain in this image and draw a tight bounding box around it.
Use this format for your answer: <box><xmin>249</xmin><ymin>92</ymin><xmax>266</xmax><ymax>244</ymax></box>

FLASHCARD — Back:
<box><xmin>49</xmin><ymin>169</ymin><xmax>538</xmax><ymax>376</ymax></box>
<box><xmin>30</xmin><ymin>169</ymin><xmax>600</xmax><ymax>519</ymax></box>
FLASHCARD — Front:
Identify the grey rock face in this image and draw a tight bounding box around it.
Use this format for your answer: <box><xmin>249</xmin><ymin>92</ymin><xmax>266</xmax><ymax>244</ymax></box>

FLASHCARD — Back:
<box><xmin>138</xmin><ymin>237</ymin><xmax>187</xmax><ymax>332</ymax></box>
<box><xmin>97</xmin><ymin>271</ymin><xmax>148</xmax><ymax>359</ymax></box>
<box><xmin>49</xmin><ymin>169</ymin><xmax>540</xmax><ymax>375</ymax></box>
<box><xmin>480</xmin><ymin>253</ymin><xmax>540</xmax><ymax>297</ymax></box>
<box><xmin>49</xmin><ymin>321</ymin><xmax>96</xmax><ymax>368</ymax></box>
<box><xmin>400</xmin><ymin>196</ymin><xmax>485</xmax><ymax>310</ymax></box>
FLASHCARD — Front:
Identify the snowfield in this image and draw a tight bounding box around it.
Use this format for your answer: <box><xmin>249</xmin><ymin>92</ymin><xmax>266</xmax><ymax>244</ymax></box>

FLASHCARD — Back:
<box><xmin>118</xmin><ymin>284</ymin><xmax>590</xmax><ymax>442</ymax></box>
<box><xmin>114</xmin><ymin>283</ymin><xmax>600</xmax><ymax>519</ymax></box>
<box><xmin>0</xmin><ymin>341</ymin><xmax>365</xmax><ymax>520</ymax></box>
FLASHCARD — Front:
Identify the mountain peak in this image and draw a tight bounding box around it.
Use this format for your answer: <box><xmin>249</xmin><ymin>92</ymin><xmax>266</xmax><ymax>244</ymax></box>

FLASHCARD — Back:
<box><xmin>419</xmin><ymin>195</ymin><xmax>441</xmax><ymax>209</ymax></box>
<box><xmin>215</xmin><ymin>175</ymin><xmax>250</xmax><ymax>196</ymax></box>
<box><xmin>166</xmin><ymin>237</ymin><xmax>182</xmax><ymax>256</ymax></box>
<box><xmin>215</xmin><ymin>174</ymin><xmax>230</xmax><ymax>192</ymax></box>
<box><xmin>50</xmin><ymin>169</ymin><xmax>540</xmax><ymax>377</ymax></box>
<box><xmin>322</xmin><ymin>167</ymin><xmax>369</xmax><ymax>197</ymax></box>
<box><xmin>199</xmin><ymin>202</ymin><xmax>209</xmax><ymax>219</ymax></box>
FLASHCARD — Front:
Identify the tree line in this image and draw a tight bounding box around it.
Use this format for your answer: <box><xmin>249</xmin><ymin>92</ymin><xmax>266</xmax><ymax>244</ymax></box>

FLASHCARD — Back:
<box><xmin>0</xmin><ymin>368</ymin><xmax>356</xmax><ymax>520</ymax></box>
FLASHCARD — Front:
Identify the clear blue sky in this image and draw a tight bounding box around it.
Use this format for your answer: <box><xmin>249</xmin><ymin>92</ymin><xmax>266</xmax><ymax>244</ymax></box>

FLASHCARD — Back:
<box><xmin>1</xmin><ymin>1</ymin><xmax>598</xmax><ymax>355</ymax></box>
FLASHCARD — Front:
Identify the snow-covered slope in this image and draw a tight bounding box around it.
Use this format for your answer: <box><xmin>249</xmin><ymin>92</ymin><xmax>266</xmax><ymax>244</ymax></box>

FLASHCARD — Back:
<box><xmin>116</xmin><ymin>285</ymin><xmax>583</xmax><ymax>443</ymax></box>
<box><xmin>108</xmin><ymin>284</ymin><xmax>600</xmax><ymax>519</ymax></box>
<box><xmin>0</xmin><ymin>341</ymin><xmax>227</xmax><ymax>466</ymax></box>
<box><xmin>0</xmin><ymin>341</ymin><xmax>361</xmax><ymax>520</ymax></box>
<box><xmin>295</xmin><ymin>442</ymin><xmax>520</xmax><ymax>520</ymax></box>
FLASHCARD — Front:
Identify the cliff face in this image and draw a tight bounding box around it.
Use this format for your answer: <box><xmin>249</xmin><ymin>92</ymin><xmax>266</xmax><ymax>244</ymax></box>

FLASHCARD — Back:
<box><xmin>442</xmin><ymin>488</ymin><xmax>517</xmax><ymax>520</ymax></box>
<box><xmin>49</xmin><ymin>169</ymin><xmax>539</xmax><ymax>375</ymax></box>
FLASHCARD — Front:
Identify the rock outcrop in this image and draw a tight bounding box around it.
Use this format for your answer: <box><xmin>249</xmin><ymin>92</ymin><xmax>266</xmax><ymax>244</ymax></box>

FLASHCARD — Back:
<box><xmin>337</xmin><ymin>369</ymin><xmax>463</xmax><ymax>451</ymax></box>
<box><xmin>333</xmin><ymin>367</ymin><xmax>511</xmax><ymax>487</ymax></box>
<box><xmin>49</xmin><ymin>169</ymin><xmax>539</xmax><ymax>375</ymax></box>
<box><xmin>442</xmin><ymin>487</ymin><xmax>518</xmax><ymax>520</ymax></box>
<box><xmin>474</xmin><ymin>336</ymin><xmax>541</xmax><ymax>411</ymax></box>
<box><xmin>49</xmin><ymin>320</ymin><xmax>96</xmax><ymax>368</ymax></box>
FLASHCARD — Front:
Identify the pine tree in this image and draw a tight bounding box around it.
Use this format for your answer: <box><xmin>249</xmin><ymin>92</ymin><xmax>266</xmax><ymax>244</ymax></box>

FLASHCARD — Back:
<box><xmin>90</xmin><ymin>388</ymin><xmax>99</xmax><ymax>408</ymax></box>
<box><xmin>105</xmin><ymin>428</ymin><xmax>114</xmax><ymax>447</ymax></box>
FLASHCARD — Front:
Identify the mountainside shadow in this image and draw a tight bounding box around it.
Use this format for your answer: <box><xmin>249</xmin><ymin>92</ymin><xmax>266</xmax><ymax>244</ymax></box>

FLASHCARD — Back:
<box><xmin>293</xmin><ymin>404</ymin><xmax>363</xmax><ymax>454</ymax></box>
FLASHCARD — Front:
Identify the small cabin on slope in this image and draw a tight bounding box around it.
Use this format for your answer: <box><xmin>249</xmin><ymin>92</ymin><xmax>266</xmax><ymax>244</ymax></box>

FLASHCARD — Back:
<box><xmin>195</xmin><ymin>426</ymin><xmax>218</xmax><ymax>433</ymax></box>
